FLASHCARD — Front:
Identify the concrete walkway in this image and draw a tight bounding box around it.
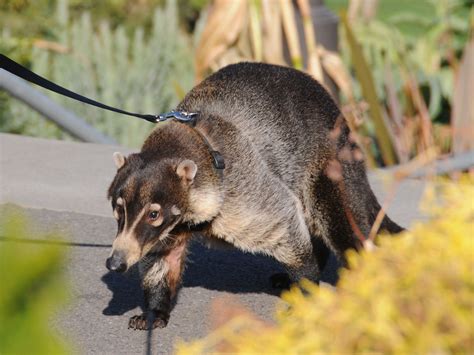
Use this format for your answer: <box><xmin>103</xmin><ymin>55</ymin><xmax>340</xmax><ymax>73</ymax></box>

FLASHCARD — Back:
<box><xmin>0</xmin><ymin>133</ymin><xmax>427</xmax><ymax>354</ymax></box>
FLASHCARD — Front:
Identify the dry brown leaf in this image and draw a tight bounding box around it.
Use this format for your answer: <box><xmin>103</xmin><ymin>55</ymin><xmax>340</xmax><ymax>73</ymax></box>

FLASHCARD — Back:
<box><xmin>348</xmin><ymin>0</ymin><xmax>361</xmax><ymax>22</ymax></box>
<box><xmin>210</xmin><ymin>295</ymin><xmax>267</xmax><ymax>330</ymax></box>
<box><xmin>406</xmin><ymin>73</ymin><xmax>434</xmax><ymax>152</ymax></box>
<box><xmin>348</xmin><ymin>0</ymin><xmax>378</xmax><ymax>21</ymax></box>
<box><xmin>262</xmin><ymin>0</ymin><xmax>285</xmax><ymax>65</ymax></box>
<box><xmin>361</xmin><ymin>0</ymin><xmax>379</xmax><ymax>20</ymax></box>
<box><xmin>33</xmin><ymin>39</ymin><xmax>69</xmax><ymax>54</ymax></box>
<box><xmin>297</xmin><ymin>0</ymin><xmax>324</xmax><ymax>82</ymax></box>
<box><xmin>317</xmin><ymin>46</ymin><xmax>353</xmax><ymax>102</ymax></box>
<box><xmin>279</xmin><ymin>0</ymin><xmax>302</xmax><ymax>69</ymax></box>
<box><xmin>195</xmin><ymin>0</ymin><xmax>248</xmax><ymax>81</ymax></box>
<box><xmin>317</xmin><ymin>45</ymin><xmax>362</xmax><ymax>134</ymax></box>
<box><xmin>214</xmin><ymin>47</ymin><xmax>248</xmax><ymax>71</ymax></box>
<box><xmin>248</xmin><ymin>0</ymin><xmax>262</xmax><ymax>61</ymax></box>
<box><xmin>451</xmin><ymin>36</ymin><xmax>474</xmax><ymax>154</ymax></box>
<box><xmin>209</xmin><ymin>295</ymin><xmax>271</xmax><ymax>353</ymax></box>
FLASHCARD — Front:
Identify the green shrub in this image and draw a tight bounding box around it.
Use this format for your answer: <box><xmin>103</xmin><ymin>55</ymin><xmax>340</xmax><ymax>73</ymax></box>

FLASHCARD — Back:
<box><xmin>2</xmin><ymin>0</ymin><xmax>194</xmax><ymax>147</ymax></box>
<box><xmin>177</xmin><ymin>178</ymin><xmax>474</xmax><ymax>354</ymax></box>
<box><xmin>0</xmin><ymin>213</ymin><xmax>70</xmax><ymax>354</ymax></box>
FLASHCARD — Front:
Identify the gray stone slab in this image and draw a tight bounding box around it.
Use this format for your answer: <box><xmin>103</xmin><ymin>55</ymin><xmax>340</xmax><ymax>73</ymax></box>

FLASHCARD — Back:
<box><xmin>0</xmin><ymin>133</ymin><xmax>135</xmax><ymax>217</ymax></box>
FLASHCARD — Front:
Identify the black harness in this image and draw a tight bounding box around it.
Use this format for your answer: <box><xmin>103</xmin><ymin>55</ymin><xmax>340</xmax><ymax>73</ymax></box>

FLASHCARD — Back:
<box><xmin>0</xmin><ymin>54</ymin><xmax>225</xmax><ymax>169</ymax></box>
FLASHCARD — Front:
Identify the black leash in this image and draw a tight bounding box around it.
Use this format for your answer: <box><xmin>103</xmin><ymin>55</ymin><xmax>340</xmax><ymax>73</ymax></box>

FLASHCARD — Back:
<box><xmin>0</xmin><ymin>53</ymin><xmax>225</xmax><ymax>169</ymax></box>
<box><xmin>0</xmin><ymin>53</ymin><xmax>162</xmax><ymax>123</ymax></box>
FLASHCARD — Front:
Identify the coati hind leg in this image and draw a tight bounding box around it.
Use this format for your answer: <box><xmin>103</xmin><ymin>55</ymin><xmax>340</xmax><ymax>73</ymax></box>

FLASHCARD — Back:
<box><xmin>271</xmin><ymin>236</ymin><xmax>330</xmax><ymax>289</ymax></box>
<box><xmin>270</xmin><ymin>246</ymin><xmax>321</xmax><ymax>289</ymax></box>
<box><xmin>311</xmin><ymin>237</ymin><xmax>331</xmax><ymax>272</ymax></box>
<box><xmin>265</xmin><ymin>207</ymin><xmax>323</xmax><ymax>287</ymax></box>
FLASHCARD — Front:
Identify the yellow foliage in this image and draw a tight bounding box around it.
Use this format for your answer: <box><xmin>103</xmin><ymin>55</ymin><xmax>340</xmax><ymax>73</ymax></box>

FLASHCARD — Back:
<box><xmin>176</xmin><ymin>178</ymin><xmax>474</xmax><ymax>354</ymax></box>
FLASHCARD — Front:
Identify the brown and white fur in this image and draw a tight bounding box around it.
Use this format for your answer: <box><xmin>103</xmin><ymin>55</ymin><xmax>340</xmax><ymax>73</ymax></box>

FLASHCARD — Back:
<box><xmin>106</xmin><ymin>62</ymin><xmax>404</xmax><ymax>330</ymax></box>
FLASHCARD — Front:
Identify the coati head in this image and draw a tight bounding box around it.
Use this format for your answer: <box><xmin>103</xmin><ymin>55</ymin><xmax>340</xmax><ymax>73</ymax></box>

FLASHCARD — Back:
<box><xmin>105</xmin><ymin>150</ymin><xmax>219</xmax><ymax>273</ymax></box>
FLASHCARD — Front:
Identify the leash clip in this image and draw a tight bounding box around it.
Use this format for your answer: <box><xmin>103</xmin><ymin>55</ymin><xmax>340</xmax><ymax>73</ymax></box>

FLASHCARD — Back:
<box><xmin>157</xmin><ymin>110</ymin><xmax>198</xmax><ymax>124</ymax></box>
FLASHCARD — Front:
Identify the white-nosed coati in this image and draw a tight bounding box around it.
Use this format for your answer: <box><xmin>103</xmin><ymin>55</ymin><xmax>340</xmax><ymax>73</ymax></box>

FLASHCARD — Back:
<box><xmin>106</xmin><ymin>62</ymin><xmax>404</xmax><ymax>330</ymax></box>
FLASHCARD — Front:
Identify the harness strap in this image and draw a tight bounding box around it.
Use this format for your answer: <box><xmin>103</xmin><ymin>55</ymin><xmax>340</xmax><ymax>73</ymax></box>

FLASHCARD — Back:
<box><xmin>191</xmin><ymin>128</ymin><xmax>226</xmax><ymax>170</ymax></box>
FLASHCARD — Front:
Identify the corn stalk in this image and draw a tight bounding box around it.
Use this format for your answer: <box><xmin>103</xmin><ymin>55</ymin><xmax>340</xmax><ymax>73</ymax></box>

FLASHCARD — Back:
<box><xmin>451</xmin><ymin>34</ymin><xmax>474</xmax><ymax>154</ymax></box>
<box><xmin>341</xmin><ymin>12</ymin><xmax>398</xmax><ymax>166</ymax></box>
<box><xmin>195</xmin><ymin>0</ymin><xmax>330</xmax><ymax>84</ymax></box>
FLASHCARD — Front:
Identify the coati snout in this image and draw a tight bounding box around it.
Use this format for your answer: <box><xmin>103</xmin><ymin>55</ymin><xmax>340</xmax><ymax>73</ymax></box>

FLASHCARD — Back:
<box><xmin>105</xmin><ymin>62</ymin><xmax>404</xmax><ymax>330</ymax></box>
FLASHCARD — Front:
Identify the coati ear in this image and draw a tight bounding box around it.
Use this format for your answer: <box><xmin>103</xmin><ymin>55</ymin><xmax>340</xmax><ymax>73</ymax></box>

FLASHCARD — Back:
<box><xmin>176</xmin><ymin>159</ymin><xmax>197</xmax><ymax>183</ymax></box>
<box><xmin>112</xmin><ymin>152</ymin><xmax>126</xmax><ymax>169</ymax></box>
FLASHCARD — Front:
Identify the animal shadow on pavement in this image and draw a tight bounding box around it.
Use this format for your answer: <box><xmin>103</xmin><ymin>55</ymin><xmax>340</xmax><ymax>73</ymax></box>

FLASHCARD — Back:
<box><xmin>101</xmin><ymin>240</ymin><xmax>340</xmax><ymax>316</ymax></box>
<box><xmin>182</xmin><ymin>241</ymin><xmax>340</xmax><ymax>291</ymax></box>
<box><xmin>101</xmin><ymin>264</ymin><xmax>144</xmax><ymax>316</ymax></box>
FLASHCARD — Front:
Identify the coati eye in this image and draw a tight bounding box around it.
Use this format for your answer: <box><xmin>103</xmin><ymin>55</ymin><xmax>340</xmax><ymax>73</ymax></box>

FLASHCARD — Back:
<box><xmin>114</xmin><ymin>197</ymin><xmax>124</xmax><ymax>220</ymax></box>
<box><xmin>147</xmin><ymin>204</ymin><xmax>162</xmax><ymax>226</ymax></box>
<box><xmin>113</xmin><ymin>204</ymin><xmax>123</xmax><ymax>220</ymax></box>
<box><xmin>148</xmin><ymin>211</ymin><xmax>159</xmax><ymax>221</ymax></box>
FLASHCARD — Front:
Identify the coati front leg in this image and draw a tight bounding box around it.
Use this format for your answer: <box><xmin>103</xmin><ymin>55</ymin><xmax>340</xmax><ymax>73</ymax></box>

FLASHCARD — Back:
<box><xmin>129</xmin><ymin>241</ymin><xmax>188</xmax><ymax>330</ymax></box>
<box><xmin>129</xmin><ymin>270</ymin><xmax>171</xmax><ymax>330</ymax></box>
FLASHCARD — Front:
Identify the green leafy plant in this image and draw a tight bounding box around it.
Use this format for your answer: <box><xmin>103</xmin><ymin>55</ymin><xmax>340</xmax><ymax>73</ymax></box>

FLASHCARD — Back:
<box><xmin>341</xmin><ymin>12</ymin><xmax>398</xmax><ymax>166</ymax></box>
<box><xmin>338</xmin><ymin>0</ymin><xmax>472</xmax><ymax>164</ymax></box>
<box><xmin>0</xmin><ymin>213</ymin><xmax>70</xmax><ymax>354</ymax></box>
<box><xmin>2</xmin><ymin>0</ymin><xmax>194</xmax><ymax>147</ymax></box>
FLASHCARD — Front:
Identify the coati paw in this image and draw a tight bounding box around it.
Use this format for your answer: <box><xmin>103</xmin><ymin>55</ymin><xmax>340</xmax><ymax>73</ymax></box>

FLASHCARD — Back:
<box><xmin>270</xmin><ymin>272</ymin><xmax>291</xmax><ymax>290</ymax></box>
<box><xmin>128</xmin><ymin>312</ymin><xmax>169</xmax><ymax>330</ymax></box>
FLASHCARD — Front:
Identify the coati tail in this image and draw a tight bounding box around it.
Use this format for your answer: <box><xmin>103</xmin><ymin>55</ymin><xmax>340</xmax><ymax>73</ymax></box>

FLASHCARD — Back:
<box><xmin>380</xmin><ymin>215</ymin><xmax>405</xmax><ymax>234</ymax></box>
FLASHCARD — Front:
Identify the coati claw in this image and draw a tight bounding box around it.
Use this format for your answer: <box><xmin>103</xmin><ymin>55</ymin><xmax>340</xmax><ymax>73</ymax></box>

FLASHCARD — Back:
<box><xmin>270</xmin><ymin>272</ymin><xmax>292</xmax><ymax>290</ymax></box>
<box><xmin>128</xmin><ymin>313</ymin><xmax>169</xmax><ymax>330</ymax></box>
<box><xmin>128</xmin><ymin>315</ymin><xmax>145</xmax><ymax>330</ymax></box>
